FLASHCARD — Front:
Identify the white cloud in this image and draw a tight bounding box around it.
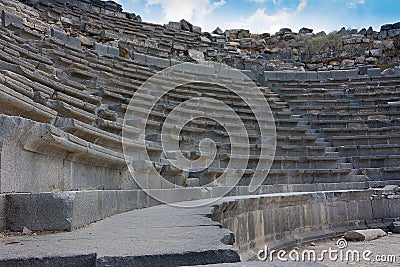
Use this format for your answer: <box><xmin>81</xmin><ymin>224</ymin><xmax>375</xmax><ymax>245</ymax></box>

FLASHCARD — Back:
<box><xmin>145</xmin><ymin>0</ymin><xmax>225</xmax><ymax>24</ymax></box>
<box><xmin>347</xmin><ymin>0</ymin><xmax>365</xmax><ymax>8</ymax></box>
<box><xmin>297</xmin><ymin>0</ymin><xmax>307</xmax><ymax>11</ymax></box>
<box><xmin>247</xmin><ymin>0</ymin><xmax>283</xmax><ymax>4</ymax></box>
<box><xmin>223</xmin><ymin>0</ymin><xmax>307</xmax><ymax>33</ymax></box>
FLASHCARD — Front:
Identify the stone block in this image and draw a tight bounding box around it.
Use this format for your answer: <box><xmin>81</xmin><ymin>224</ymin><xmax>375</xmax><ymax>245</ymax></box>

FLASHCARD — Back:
<box><xmin>186</xmin><ymin>178</ymin><xmax>200</xmax><ymax>187</ymax></box>
<box><xmin>1</xmin><ymin>10</ymin><xmax>23</xmax><ymax>27</ymax></box>
<box><xmin>346</xmin><ymin>69</ymin><xmax>359</xmax><ymax>78</ymax></box>
<box><xmin>344</xmin><ymin>229</ymin><xmax>387</xmax><ymax>241</ymax></box>
<box><xmin>4</xmin><ymin>189</ymin><xmax>157</xmax><ymax>232</ymax></box>
<box><xmin>93</xmin><ymin>42</ymin><xmax>108</xmax><ymax>56</ymax></box>
<box><xmin>165</xmin><ymin>21</ymin><xmax>180</xmax><ymax>31</ymax></box>
<box><xmin>188</xmin><ymin>49</ymin><xmax>205</xmax><ymax>62</ymax></box>
<box><xmin>383</xmin><ymin>185</ymin><xmax>399</xmax><ymax>191</ymax></box>
<box><xmin>371</xmin><ymin>196</ymin><xmax>386</xmax><ymax>219</ymax></box>
<box><xmin>132</xmin><ymin>52</ymin><xmax>146</xmax><ymax>63</ymax></box>
<box><xmin>100</xmin><ymin>29</ymin><xmax>118</xmax><ymax>41</ymax></box>
<box><xmin>78</xmin><ymin>35</ymin><xmax>94</xmax><ymax>46</ymax></box>
<box><xmin>0</xmin><ymin>254</ymin><xmax>97</xmax><ymax>267</ymax></box>
<box><xmin>146</xmin><ymin>188</ymin><xmax>201</xmax><ymax>205</ymax></box>
<box><xmin>331</xmin><ymin>70</ymin><xmax>347</xmax><ymax>80</ymax></box>
<box><xmin>69</xmin><ymin>37</ymin><xmax>82</xmax><ymax>49</ymax></box>
<box><xmin>317</xmin><ymin>71</ymin><xmax>331</xmax><ymax>80</ymax></box>
<box><xmin>6</xmin><ymin>192</ymin><xmax>75</xmax><ymax>231</ymax></box>
<box><xmin>305</xmin><ymin>71</ymin><xmax>318</xmax><ymax>80</ymax></box>
<box><xmin>192</xmin><ymin>25</ymin><xmax>202</xmax><ymax>34</ymax></box>
<box><xmin>285</xmin><ymin>71</ymin><xmax>296</xmax><ymax>80</ymax></box>
<box><xmin>389</xmin><ymin>221</ymin><xmax>400</xmax><ymax>233</ymax></box>
<box><xmin>358</xmin><ymin>65</ymin><xmax>369</xmax><ymax>75</ymax></box>
<box><xmin>51</xmin><ymin>27</ymin><xmax>69</xmax><ymax>43</ymax></box>
<box><xmin>387</xmin><ymin>196</ymin><xmax>400</xmax><ymax>218</ymax></box>
<box><xmin>263</xmin><ymin>71</ymin><xmax>277</xmax><ymax>82</ymax></box>
<box><xmin>107</xmin><ymin>46</ymin><xmax>119</xmax><ymax>57</ymax></box>
<box><xmin>275</xmin><ymin>72</ymin><xmax>288</xmax><ymax>80</ymax></box>
<box><xmin>0</xmin><ymin>195</ymin><xmax>5</xmax><ymax>231</ymax></box>
<box><xmin>145</xmin><ymin>55</ymin><xmax>170</xmax><ymax>68</ymax></box>
<box><xmin>367</xmin><ymin>68</ymin><xmax>382</xmax><ymax>78</ymax></box>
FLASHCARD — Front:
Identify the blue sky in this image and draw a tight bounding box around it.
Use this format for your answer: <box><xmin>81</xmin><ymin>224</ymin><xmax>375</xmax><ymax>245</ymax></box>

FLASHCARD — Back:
<box><xmin>115</xmin><ymin>0</ymin><xmax>400</xmax><ymax>34</ymax></box>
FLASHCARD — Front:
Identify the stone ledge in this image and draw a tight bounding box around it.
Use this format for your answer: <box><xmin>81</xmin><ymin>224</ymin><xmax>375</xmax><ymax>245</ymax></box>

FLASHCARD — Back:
<box><xmin>3</xmin><ymin>188</ymin><xmax>203</xmax><ymax>231</ymax></box>
<box><xmin>0</xmin><ymin>254</ymin><xmax>97</xmax><ymax>267</ymax></box>
<box><xmin>0</xmin><ymin>115</ymin><xmax>130</xmax><ymax>193</ymax></box>
<box><xmin>263</xmin><ymin>67</ymin><xmax>399</xmax><ymax>84</ymax></box>
<box><xmin>211</xmin><ymin>189</ymin><xmax>400</xmax><ymax>261</ymax></box>
<box><xmin>0</xmin><ymin>199</ymin><xmax>240</xmax><ymax>266</ymax></box>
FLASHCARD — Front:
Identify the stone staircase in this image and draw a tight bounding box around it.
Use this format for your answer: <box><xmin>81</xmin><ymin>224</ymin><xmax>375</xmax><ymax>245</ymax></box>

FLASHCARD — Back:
<box><xmin>269</xmin><ymin>77</ymin><xmax>400</xmax><ymax>189</ymax></box>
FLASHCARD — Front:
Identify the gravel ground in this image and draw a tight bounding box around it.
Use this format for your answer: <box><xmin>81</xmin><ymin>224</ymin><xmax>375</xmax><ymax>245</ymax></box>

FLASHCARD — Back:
<box><xmin>295</xmin><ymin>234</ymin><xmax>400</xmax><ymax>267</ymax></box>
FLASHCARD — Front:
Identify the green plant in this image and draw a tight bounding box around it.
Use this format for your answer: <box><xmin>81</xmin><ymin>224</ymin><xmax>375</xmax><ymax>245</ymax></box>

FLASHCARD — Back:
<box><xmin>183</xmin><ymin>177</ymin><xmax>189</xmax><ymax>187</ymax></box>
<box><xmin>303</xmin><ymin>33</ymin><xmax>344</xmax><ymax>56</ymax></box>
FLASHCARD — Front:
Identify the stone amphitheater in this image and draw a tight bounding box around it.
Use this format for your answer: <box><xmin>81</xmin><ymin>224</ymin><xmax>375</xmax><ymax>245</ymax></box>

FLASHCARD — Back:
<box><xmin>0</xmin><ymin>0</ymin><xmax>399</xmax><ymax>266</ymax></box>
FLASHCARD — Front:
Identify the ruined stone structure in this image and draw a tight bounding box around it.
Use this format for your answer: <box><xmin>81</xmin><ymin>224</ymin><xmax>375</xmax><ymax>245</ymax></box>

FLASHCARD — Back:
<box><xmin>0</xmin><ymin>0</ymin><xmax>399</xmax><ymax>265</ymax></box>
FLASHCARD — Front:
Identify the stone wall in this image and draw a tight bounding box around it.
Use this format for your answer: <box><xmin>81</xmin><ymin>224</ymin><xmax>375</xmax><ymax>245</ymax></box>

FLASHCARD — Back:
<box><xmin>18</xmin><ymin>0</ymin><xmax>400</xmax><ymax>73</ymax></box>
<box><xmin>262</xmin><ymin>66</ymin><xmax>400</xmax><ymax>84</ymax></box>
<box><xmin>0</xmin><ymin>115</ymin><xmax>130</xmax><ymax>193</ymax></box>
<box><xmin>211</xmin><ymin>189</ymin><xmax>400</xmax><ymax>261</ymax></box>
<box><xmin>0</xmin><ymin>115</ymin><xmax>203</xmax><ymax>231</ymax></box>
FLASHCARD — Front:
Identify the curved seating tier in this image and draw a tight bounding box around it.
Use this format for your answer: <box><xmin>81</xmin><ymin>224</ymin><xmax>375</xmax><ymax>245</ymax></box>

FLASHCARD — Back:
<box><xmin>269</xmin><ymin>76</ymin><xmax>400</xmax><ymax>189</ymax></box>
<box><xmin>0</xmin><ymin>0</ymin><xmax>398</xmax><ymax>234</ymax></box>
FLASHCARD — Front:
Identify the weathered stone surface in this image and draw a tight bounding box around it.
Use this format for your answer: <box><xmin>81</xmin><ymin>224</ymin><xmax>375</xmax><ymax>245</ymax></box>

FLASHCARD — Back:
<box><xmin>78</xmin><ymin>34</ymin><xmax>94</xmax><ymax>46</ymax></box>
<box><xmin>370</xmin><ymin>49</ymin><xmax>382</xmax><ymax>57</ymax></box>
<box><xmin>389</xmin><ymin>222</ymin><xmax>400</xmax><ymax>233</ymax></box>
<box><xmin>344</xmin><ymin>229</ymin><xmax>387</xmax><ymax>241</ymax></box>
<box><xmin>1</xmin><ymin>10</ymin><xmax>23</xmax><ymax>27</ymax></box>
<box><xmin>0</xmin><ymin>2</ymin><xmax>400</xmax><ymax>266</ymax></box>
<box><xmin>213</xmin><ymin>27</ymin><xmax>224</xmax><ymax>35</ymax></box>
<box><xmin>188</xmin><ymin>49</ymin><xmax>205</xmax><ymax>62</ymax></box>
<box><xmin>165</xmin><ymin>21</ymin><xmax>180</xmax><ymax>31</ymax></box>
<box><xmin>192</xmin><ymin>25</ymin><xmax>202</xmax><ymax>34</ymax></box>
<box><xmin>213</xmin><ymin>190</ymin><xmax>400</xmax><ymax>260</ymax></box>
<box><xmin>51</xmin><ymin>27</ymin><xmax>69</xmax><ymax>42</ymax></box>
<box><xmin>0</xmin><ymin>201</ymin><xmax>240</xmax><ymax>266</ymax></box>
<box><xmin>383</xmin><ymin>185</ymin><xmax>399</xmax><ymax>191</ymax></box>
<box><xmin>341</xmin><ymin>59</ymin><xmax>355</xmax><ymax>67</ymax></box>
<box><xmin>381</xmin><ymin>24</ymin><xmax>393</xmax><ymax>31</ymax></box>
<box><xmin>100</xmin><ymin>29</ymin><xmax>118</xmax><ymax>41</ymax></box>
<box><xmin>180</xmin><ymin>19</ymin><xmax>192</xmax><ymax>32</ymax></box>
<box><xmin>367</xmin><ymin>67</ymin><xmax>382</xmax><ymax>77</ymax></box>
<box><xmin>299</xmin><ymin>27</ymin><xmax>313</xmax><ymax>34</ymax></box>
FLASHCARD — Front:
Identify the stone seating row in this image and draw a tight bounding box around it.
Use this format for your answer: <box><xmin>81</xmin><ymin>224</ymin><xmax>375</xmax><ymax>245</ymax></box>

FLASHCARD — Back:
<box><xmin>295</xmin><ymin>104</ymin><xmax>400</xmax><ymax>115</ymax></box>
<box><xmin>2</xmin><ymin>1</ymin><xmax>382</xmax><ymax>196</ymax></box>
<box><xmin>36</xmin><ymin>0</ymin><xmax>205</xmax><ymax>56</ymax></box>
<box><xmin>330</xmin><ymin>133</ymin><xmax>400</xmax><ymax>146</ymax></box>
<box><xmin>280</xmin><ymin>90</ymin><xmax>400</xmax><ymax>101</ymax></box>
<box><xmin>338</xmin><ymin>144</ymin><xmax>400</xmax><ymax>157</ymax></box>
<box><xmin>1</xmin><ymin>19</ymin><xmax>352</xmax><ymax>186</ymax></box>
<box><xmin>308</xmin><ymin>119</ymin><xmax>400</xmax><ymax>129</ymax></box>
<box><xmin>265</xmin><ymin>70</ymin><xmax>400</xmax><ymax>85</ymax></box>
<box><xmin>320</xmin><ymin>126</ymin><xmax>400</xmax><ymax>137</ymax></box>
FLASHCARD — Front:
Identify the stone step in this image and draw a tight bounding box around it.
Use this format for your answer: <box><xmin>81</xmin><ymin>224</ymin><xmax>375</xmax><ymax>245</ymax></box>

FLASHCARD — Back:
<box><xmin>326</xmin><ymin>151</ymin><xmax>340</xmax><ymax>157</ymax></box>
<box><xmin>325</xmin><ymin>147</ymin><xmax>337</xmax><ymax>152</ymax></box>
<box><xmin>315</xmin><ymin>141</ymin><xmax>331</xmax><ymax>146</ymax></box>
<box><xmin>0</xmin><ymin>199</ymin><xmax>240</xmax><ymax>266</ymax></box>
<box><xmin>337</xmin><ymin>157</ymin><xmax>349</xmax><ymax>163</ymax></box>
<box><xmin>339</xmin><ymin>162</ymin><xmax>353</xmax><ymax>169</ymax></box>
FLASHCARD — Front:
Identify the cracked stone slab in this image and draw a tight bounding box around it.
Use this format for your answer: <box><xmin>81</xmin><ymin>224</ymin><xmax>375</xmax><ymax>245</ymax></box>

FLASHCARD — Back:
<box><xmin>0</xmin><ymin>199</ymin><xmax>239</xmax><ymax>266</ymax></box>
